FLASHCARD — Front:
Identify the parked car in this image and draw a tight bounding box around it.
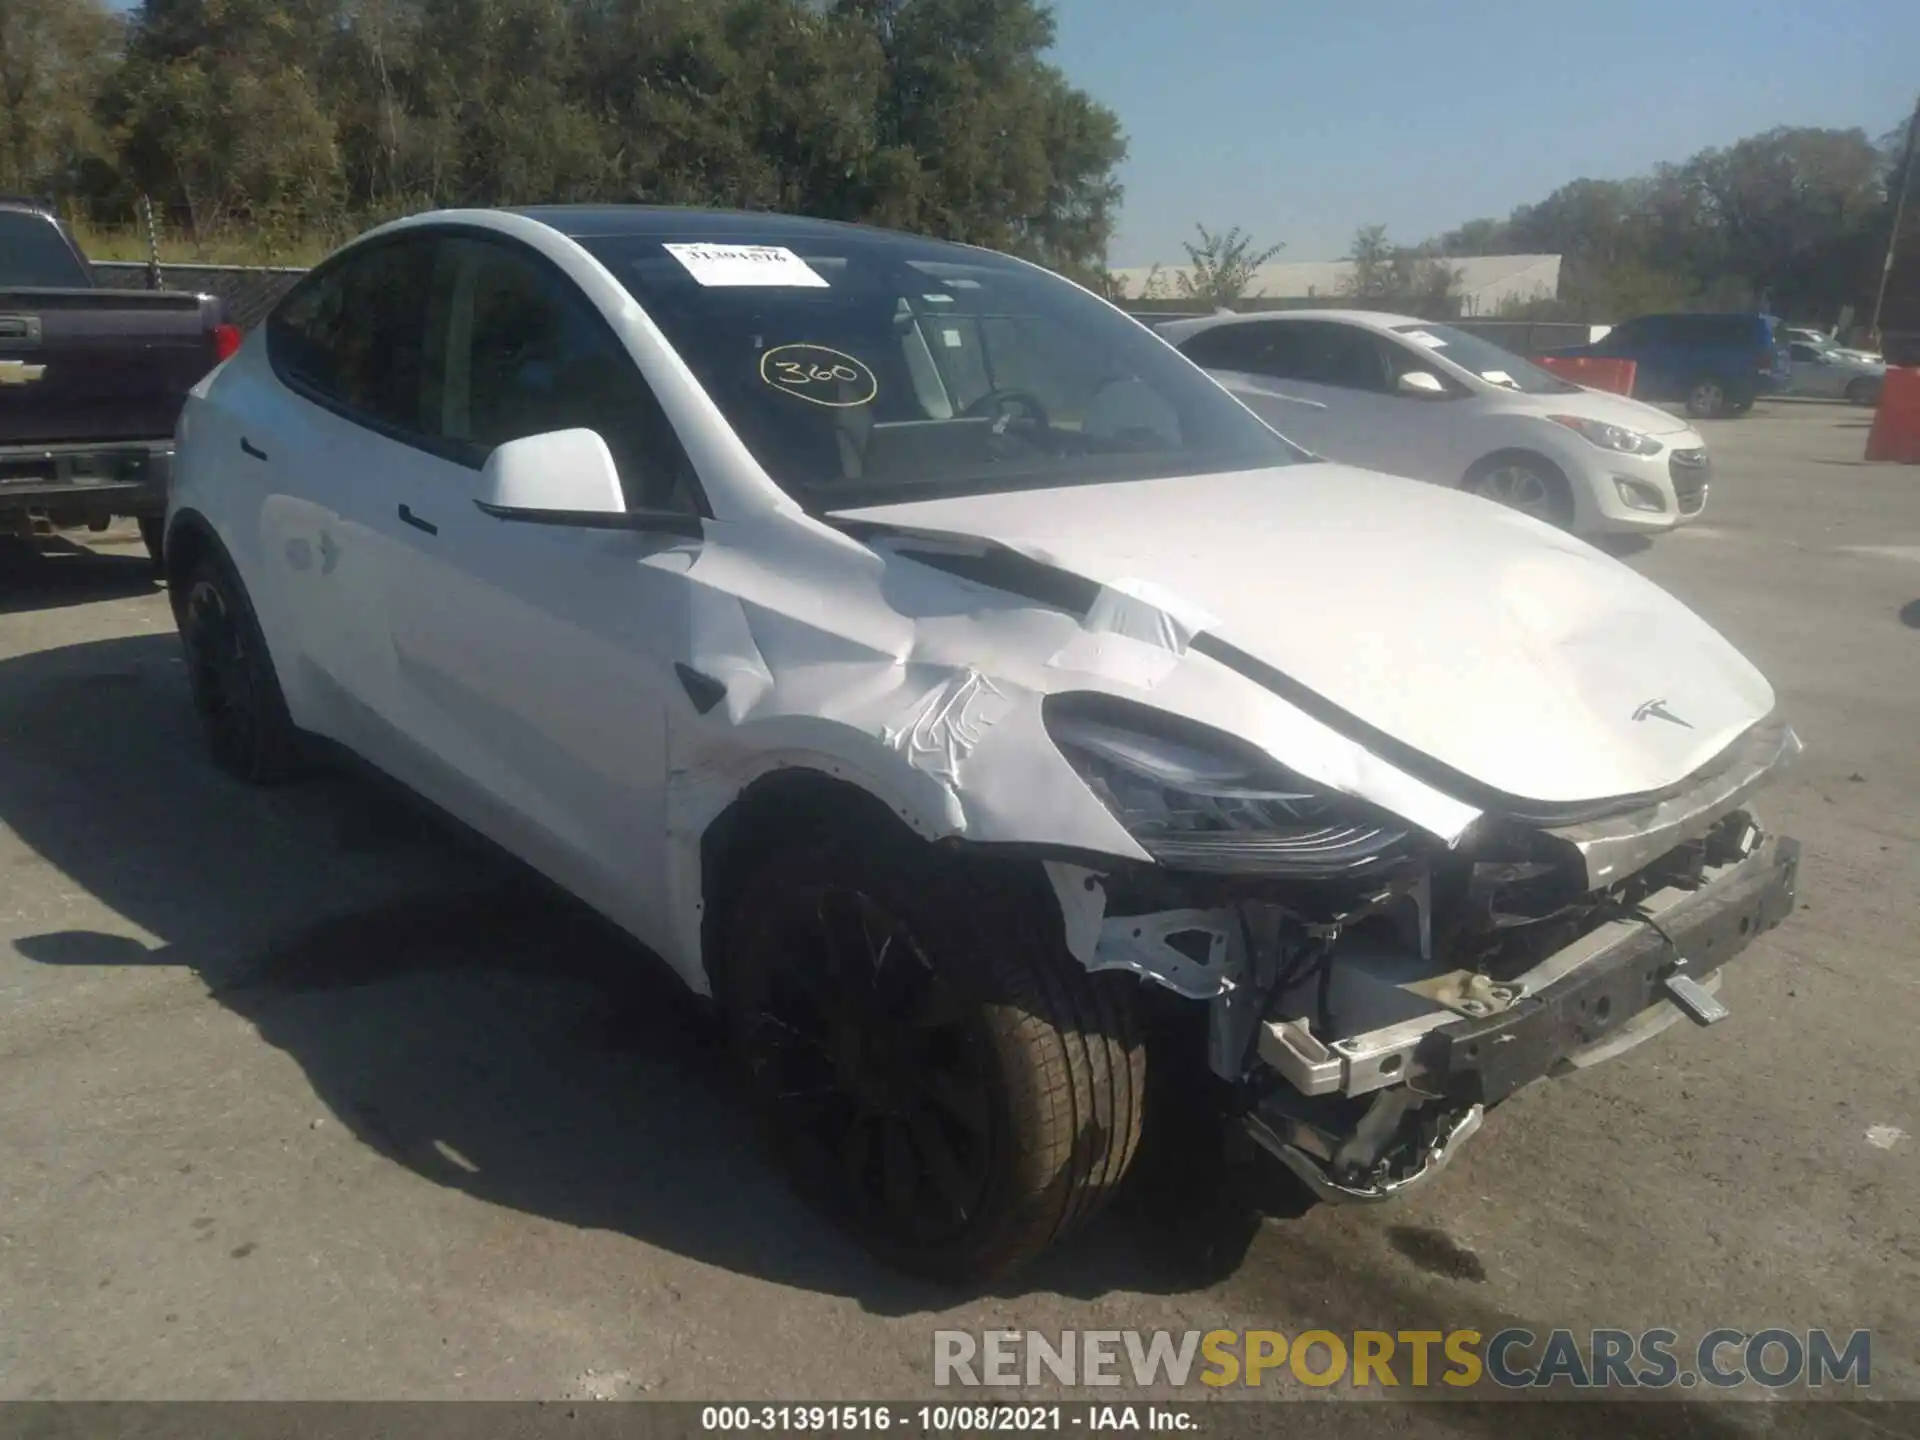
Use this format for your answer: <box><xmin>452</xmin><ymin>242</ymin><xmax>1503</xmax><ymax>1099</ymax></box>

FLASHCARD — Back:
<box><xmin>0</xmin><ymin>197</ymin><xmax>239</xmax><ymax>562</ymax></box>
<box><xmin>163</xmin><ymin>206</ymin><xmax>1802</xmax><ymax>1282</ymax></box>
<box><xmin>1784</xmin><ymin>326</ymin><xmax>1882</xmax><ymax>365</ymax></box>
<box><xmin>1543</xmin><ymin>312</ymin><xmax>1794</xmax><ymax>418</ymax></box>
<box><xmin>1784</xmin><ymin>339</ymin><xmax>1886</xmax><ymax>405</ymax></box>
<box><xmin>1160</xmin><ymin>309</ymin><xmax>1711</xmax><ymax>535</ymax></box>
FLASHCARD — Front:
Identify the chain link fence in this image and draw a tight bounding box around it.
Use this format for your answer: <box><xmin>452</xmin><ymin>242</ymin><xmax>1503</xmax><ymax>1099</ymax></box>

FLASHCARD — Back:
<box><xmin>90</xmin><ymin>262</ymin><xmax>308</xmax><ymax>332</ymax></box>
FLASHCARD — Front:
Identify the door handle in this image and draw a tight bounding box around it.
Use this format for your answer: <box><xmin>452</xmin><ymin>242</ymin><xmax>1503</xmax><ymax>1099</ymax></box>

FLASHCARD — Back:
<box><xmin>240</xmin><ymin>437</ymin><xmax>268</xmax><ymax>461</ymax></box>
<box><xmin>398</xmin><ymin>503</ymin><xmax>438</xmax><ymax>536</ymax></box>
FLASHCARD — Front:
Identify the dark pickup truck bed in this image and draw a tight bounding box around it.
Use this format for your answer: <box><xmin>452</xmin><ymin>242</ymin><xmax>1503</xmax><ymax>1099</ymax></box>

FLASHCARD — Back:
<box><xmin>1</xmin><ymin>199</ymin><xmax>237</xmax><ymax>561</ymax></box>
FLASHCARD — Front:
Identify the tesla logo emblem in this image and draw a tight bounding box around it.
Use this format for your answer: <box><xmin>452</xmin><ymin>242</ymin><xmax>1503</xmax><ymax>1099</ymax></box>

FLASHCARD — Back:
<box><xmin>1633</xmin><ymin>698</ymin><xmax>1692</xmax><ymax>728</ymax></box>
<box><xmin>0</xmin><ymin>360</ymin><xmax>47</xmax><ymax>385</ymax></box>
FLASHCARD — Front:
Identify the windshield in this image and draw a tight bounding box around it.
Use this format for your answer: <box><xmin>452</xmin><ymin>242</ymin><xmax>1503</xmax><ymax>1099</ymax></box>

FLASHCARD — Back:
<box><xmin>579</xmin><ymin>229</ymin><xmax>1304</xmax><ymax>509</ymax></box>
<box><xmin>1390</xmin><ymin>323</ymin><xmax>1579</xmax><ymax>395</ymax></box>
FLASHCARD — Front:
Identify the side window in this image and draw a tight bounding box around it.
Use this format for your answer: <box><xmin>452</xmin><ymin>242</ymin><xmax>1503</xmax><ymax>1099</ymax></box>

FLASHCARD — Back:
<box><xmin>267</xmin><ymin>239</ymin><xmax>435</xmax><ymax>434</ymax></box>
<box><xmin>1790</xmin><ymin>342</ymin><xmax>1821</xmax><ymax>362</ymax></box>
<box><xmin>431</xmin><ymin>238</ymin><xmax>700</xmax><ymax>514</ymax></box>
<box><xmin>1177</xmin><ymin>323</ymin><xmax>1276</xmax><ymax>373</ymax></box>
<box><xmin>1286</xmin><ymin>322</ymin><xmax>1392</xmax><ymax>393</ymax></box>
<box><xmin>1675</xmin><ymin>316</ymin><xmax>1723</xmax><ymax>347</ymax></box>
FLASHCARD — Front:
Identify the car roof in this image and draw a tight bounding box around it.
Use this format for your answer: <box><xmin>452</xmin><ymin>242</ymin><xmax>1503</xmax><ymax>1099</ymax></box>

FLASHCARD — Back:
<box><xmin>509</xmin><ymin>204</ymin><xmax>951</xmax><ymax>252</ymax></box>
<box><xmin>1156</xmin><ymin>308</ymin><xmax>1429</xmax><ymax>340</ymax></box>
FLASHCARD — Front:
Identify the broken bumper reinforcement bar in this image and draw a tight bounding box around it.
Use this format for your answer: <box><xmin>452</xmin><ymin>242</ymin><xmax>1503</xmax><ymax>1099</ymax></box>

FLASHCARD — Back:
<box><xmin>1259</xmin><ymin>832</ymin><xmax>1799</xmax><ymax>1104</ymax></box>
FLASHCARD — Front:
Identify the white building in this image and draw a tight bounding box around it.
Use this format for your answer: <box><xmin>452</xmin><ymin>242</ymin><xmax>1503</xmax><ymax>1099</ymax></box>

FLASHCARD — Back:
<box><xmin>1110</xmin><ymin>253</ymin><xmax>1562</xmax><ymax>315</ymax></box>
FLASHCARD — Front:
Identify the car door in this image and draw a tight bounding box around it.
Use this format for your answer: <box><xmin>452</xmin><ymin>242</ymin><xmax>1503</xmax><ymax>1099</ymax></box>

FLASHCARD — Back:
<box><xmin>1178</xmin><ymin>321</ymin><xmax>1340</xmax><ymax>454</ymax></box>
<box><xmin>243</xmin><ymin>234</ymin><xmax>439</xmax><ymax>759</ymax></box>
<box><xmin>363</xmin><ymin>231</ymin><xmax>706</xmax><ymax>953</ymax></box>
<box><xmin>1787</xmin><ymin>341</ymin><xmax>1843</xmax><ymax>397</ymax></box>
<box><xmin>1232</xmin><ymin>320</ymin><xmax>1428</xmax><ymax>475</ymax></box>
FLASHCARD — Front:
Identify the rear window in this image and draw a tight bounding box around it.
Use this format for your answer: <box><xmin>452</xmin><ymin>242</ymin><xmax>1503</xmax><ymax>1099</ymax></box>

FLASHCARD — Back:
<box><xmin>0</xmin><ymin>211</ymin><xmax>91</xmax><ymax>288</ymax></box>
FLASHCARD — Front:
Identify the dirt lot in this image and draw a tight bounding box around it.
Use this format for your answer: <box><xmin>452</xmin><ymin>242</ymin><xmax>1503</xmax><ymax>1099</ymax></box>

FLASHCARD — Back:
<box><xmin>2</xmin><ymin>401</ymin><xmax>1917</xmax><ymax>1424</ymax></box>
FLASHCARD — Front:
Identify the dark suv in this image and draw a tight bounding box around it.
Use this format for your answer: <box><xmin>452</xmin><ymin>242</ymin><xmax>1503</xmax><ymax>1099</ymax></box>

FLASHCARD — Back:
<box><xmin>1547</xmin><ymin>312</ymin><xmax>1794</xmax><ymax>418</ymax></box>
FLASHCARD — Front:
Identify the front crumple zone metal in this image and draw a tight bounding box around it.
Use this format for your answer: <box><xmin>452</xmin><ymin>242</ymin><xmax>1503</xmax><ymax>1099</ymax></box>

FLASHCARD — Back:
<box><xmin>1044</xmin><ymin>861</ymin><xmax>1278</xmax><ymax>1080</ymax></box>
<box><xmin>1046</xmin><ymin>861</ymin><xmax>1236</xmax><ymax>999</ymax></box>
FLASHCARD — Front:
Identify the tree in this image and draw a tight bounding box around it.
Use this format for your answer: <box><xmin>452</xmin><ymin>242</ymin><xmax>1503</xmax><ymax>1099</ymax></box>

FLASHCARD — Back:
<box><xmin>1173</xmin><ymin>224</ymin><xmax>1283</xmax><ymax>308</ymax></box>
<box><xmin>0</xmin><ymin>0</ymin><xmax>118</xmax><ymax>195</ymax></box>
<box><xmin>1341</xmin><ymin>224</ymin><xmax>1459</xmax><ymax>314</ymax></box>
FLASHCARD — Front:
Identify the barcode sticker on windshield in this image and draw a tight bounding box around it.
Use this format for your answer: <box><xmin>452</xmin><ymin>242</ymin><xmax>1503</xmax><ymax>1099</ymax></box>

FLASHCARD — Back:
<box><xmin>663</xmin><ymin>243</ymin><xmax>829</xmax><ymax>288</ymax></box>
<box><xmin>1482</xmin><ymin>369</ymin><xmax>1516</xmax><ymax>387</ymax></box>
<box><xmin>1402</xmin><ymin>330</ymin><xmax>1446</xmax><ymax>348</ymax></box>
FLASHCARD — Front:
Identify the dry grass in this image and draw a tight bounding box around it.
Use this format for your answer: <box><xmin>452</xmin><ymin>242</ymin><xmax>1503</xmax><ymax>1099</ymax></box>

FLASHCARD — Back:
<box><xmin>71</xmin><ymin>219</ymin><xmax>338</xmax><ymax>268</ymax></box>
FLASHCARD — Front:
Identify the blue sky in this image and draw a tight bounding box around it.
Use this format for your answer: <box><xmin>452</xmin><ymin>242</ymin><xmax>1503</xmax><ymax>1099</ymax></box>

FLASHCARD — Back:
<box><xmin>1051</xmin><ymin>0</ymin><xmax>1920</xmax><ymax>265</ymax></box>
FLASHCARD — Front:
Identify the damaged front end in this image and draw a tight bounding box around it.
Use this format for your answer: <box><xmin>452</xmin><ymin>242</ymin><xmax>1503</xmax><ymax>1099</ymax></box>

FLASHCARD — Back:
<box><xmin>1042</xmin><ymin>698</ymin><xmax>1803</xmax><ymax>1205</ymax></box>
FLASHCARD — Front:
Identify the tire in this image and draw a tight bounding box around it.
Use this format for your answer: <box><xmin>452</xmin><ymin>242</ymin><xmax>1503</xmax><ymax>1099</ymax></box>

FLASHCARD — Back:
<box><xmin>177</xmin><ymin>549</ymin><xmax>304</xmax><ymax>785</ymax></box>
<box><xmin>720</xmin><ymin>836</ymin><xmax>1146</xmax><ymax>1284</ymax></box>
<box><xmin>1463</xmin><ymin>452</ymin><xmax>1576</xmax><ymax>529</ymax></box>
<box><xmin>1685</xmin><ymin>378</ymin><xmax>1728</xmax><ymax>418</ymax></box>
<box><xmin>1847</xmin><ymin>377</ymin><xmax>1881</xmax><ymax>408</ymax></box>
<box><xmin>138</xmin><ymin>516</ymin><xmax>165</xmax><ymax>571</ymax></box>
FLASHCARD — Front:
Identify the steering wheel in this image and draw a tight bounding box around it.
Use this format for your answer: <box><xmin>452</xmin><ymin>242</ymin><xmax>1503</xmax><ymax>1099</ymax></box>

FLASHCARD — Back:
<box><xmin>962</xmin><ymin>388</ymin><xmax>1051</xmax><ymax>432</ymax></box>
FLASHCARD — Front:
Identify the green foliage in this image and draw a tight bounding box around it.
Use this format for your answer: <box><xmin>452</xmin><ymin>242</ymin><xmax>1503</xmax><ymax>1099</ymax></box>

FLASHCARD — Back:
<box><xmin>10</xmin><ymin>0</ymin><xmax>1126</xmax><ymax>272</ymax></box>
<box><xmin>1173</xmin><ymin>224</ymin><xmax>1283</xmax><ymax>308</ymax></box>
<box><xmin>1341</xmin><ymin>223</ymin><xmax>1459</xmax><ymax>315</ymax></box>
<box><xmin>1438</xmin><ymin>122</ymin><xmax>1904</xmax><ymax>322</ymax></box>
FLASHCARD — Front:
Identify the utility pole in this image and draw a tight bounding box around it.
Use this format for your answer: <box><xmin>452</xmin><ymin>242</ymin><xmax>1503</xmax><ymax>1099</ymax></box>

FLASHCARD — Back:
<box><xmin>1869</xmin><ymin>91</ymin><xmax>1920</xmax><ymax>341</ymax></box>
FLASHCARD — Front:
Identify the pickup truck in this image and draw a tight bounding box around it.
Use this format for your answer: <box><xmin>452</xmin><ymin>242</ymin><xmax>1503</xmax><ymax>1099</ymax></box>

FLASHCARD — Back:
<box><xmin>1</xmin><ymin>197</ymin><xmax>238</xmax><ymax>564</ymax></box>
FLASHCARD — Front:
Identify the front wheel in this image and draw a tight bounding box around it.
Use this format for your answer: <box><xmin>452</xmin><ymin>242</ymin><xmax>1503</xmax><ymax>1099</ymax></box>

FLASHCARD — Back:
<box><xmin>720</xmin><ymin>839</ymin><xmax>1146</xmax><ymax>1284</ymax></box>
<box><xmin>1464</xmin><ymin>453</ymin><xmax>1575</xmax><ymax>529</ymax></box>
<box><xmin>1847</xmin><ymin>377</ymin><xmax>1881</xmax><ymax>407</ymax></box>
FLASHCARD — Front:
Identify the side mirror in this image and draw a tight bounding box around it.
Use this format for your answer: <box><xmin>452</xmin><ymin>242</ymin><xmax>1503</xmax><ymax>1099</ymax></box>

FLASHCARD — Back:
<box><xmin>473</xmin><ymin>428</ymin><xmax>702</xmax><ymax>536</ymax></box>
<box><xmin>1396</xmin><ymin>370</ymin><xmax>1448</xmax><ymax>398</ymax></box>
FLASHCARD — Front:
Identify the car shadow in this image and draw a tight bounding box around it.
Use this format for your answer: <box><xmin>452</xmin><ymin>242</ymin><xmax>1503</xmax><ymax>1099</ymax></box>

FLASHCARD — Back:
<box><xmin>2</xmin><ymin>635</ymin><xmax>1882</xmax><ymax>1433</ymax></box>
<box><xmin>0</xmin><ymin>534</ymin><xmax>159</xmax><ymax>614</ymax></box>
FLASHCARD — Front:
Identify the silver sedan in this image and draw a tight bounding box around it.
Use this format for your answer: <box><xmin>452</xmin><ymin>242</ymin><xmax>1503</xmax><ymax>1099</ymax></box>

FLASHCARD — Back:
<box><xmin>1786</xmin><ymin>341</ymin><xmax>1885</xmax><ymax>405</ymax></box>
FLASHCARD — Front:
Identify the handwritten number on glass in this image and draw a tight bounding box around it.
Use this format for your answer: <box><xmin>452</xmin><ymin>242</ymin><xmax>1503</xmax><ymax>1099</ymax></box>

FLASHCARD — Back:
<box><xmin>759</xmin><ymin>344</ymin><xmax>878</xmax><ymax>408</ymax></box>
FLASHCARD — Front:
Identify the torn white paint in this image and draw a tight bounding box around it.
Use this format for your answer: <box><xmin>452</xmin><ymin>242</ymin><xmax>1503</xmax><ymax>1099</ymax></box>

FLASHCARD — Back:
<box><xmin>1046</xmin><ymin>575</ymin><xmax>1219</xmax><ymax>690</ymax></box>
<box><xmin>1866</xmin><ymin>1125</ymin><xmax>1906</xmax><ymax>1150</ymax></box>
<box><xmin>882</xmin><ymin>668</ymin><xmax>1014</xmax><ymax>784</ymax></box>
<box><xmin>662</xmin><ymin>242</ymin><xmax>828</xmax><ymax>288</ymax></box>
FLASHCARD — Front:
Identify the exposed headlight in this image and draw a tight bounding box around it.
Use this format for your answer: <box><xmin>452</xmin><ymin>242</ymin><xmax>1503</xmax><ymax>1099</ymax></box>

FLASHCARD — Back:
<box><xmin>1046</xmin><ymin>700</ymin><xmax>1411</xmax><ymax>876</ymax></box>
<box><xmin>1547</xmin><ymin>414</ymin><xmax>1663</xmax><ymax>456</ymax></box>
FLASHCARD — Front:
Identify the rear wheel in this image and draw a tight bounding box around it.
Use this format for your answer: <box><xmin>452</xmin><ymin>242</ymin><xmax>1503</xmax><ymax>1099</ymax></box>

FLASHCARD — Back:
<box><xmin>1464</xmin><ymin>453</ymin><xmax>1576</xmax><ymax>529</ymax></box>
<box><xmin>720</xmin><ymin>838</ymin><xmax>1146</xmax><ymax>1284</ymax></box>
<box><xmin>178</xmin><ymin>552</ymin><xmax>303</xmax><ymax>784</ymax></box>
<box><xmin>1686</xmin><ymin>378</ymin><xmax>1728</xmax><ymax>417</ymax></box>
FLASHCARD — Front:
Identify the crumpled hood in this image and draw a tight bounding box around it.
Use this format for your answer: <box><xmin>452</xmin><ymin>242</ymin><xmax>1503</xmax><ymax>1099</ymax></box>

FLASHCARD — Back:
<box><xmin>833</xmin><ymin>463</ymin><xmax>1777</xmax><ymax>807</ymax></box>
